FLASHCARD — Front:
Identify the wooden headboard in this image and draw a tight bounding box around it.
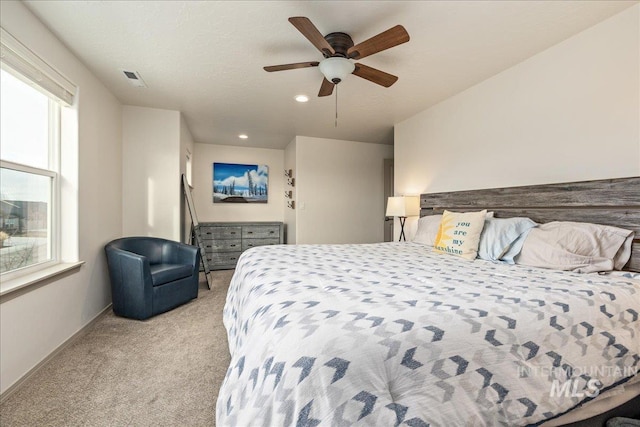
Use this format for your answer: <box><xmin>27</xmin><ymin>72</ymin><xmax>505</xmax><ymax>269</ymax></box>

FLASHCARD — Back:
<box><xmin>419</xmin><ymin>177</ymin><xmax>640</xmax><ymax>272</ymax></box>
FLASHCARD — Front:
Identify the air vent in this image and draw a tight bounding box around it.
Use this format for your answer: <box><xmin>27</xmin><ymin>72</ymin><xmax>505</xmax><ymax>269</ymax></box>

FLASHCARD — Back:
<box><xmin>120</xmin><ymin>69</ymin><xmax>147</xmax><ymax>88</ymax></box>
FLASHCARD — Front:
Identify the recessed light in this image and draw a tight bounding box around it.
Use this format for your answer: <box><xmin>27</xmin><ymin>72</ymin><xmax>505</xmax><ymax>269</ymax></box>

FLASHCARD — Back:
<box><xmin>238</xmin><ymin>134</ymin><xmax>248</xmax><ymax>139</ymax></box>
<box><xmin>295</xmin><ymin>95</ymin><xmax>309</xmax><ymax>103</ymax></box>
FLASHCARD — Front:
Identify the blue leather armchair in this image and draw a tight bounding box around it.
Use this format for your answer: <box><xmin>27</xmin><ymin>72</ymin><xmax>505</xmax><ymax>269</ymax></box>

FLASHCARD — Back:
<box><xmin>105</xmin><ymin>237</ymin><xmax>201</xmax><ymax>320</ymax></box>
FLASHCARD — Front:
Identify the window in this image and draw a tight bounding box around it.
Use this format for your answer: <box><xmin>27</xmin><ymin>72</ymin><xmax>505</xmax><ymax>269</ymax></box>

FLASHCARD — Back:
<box><xmin>0</xmin><ymin>27</ymin><xmax>76</xmax><ymax>283</ymax></box>
<box><xmin>0</xmin><ymin>70</ymin><xmax>59</xmax><ymax>276</ymax></box>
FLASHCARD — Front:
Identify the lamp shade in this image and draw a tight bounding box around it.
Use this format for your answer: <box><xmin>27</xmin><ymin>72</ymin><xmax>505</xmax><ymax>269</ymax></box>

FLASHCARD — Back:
<box><xmin>319</xmin><ymin>57</ymin><xmax>355</xmax><ymax>84</ymax></box>
<box><xmin>386</xmin><ymin>196</ymin><xmax>420</xmax><ymax>217</ymax></box>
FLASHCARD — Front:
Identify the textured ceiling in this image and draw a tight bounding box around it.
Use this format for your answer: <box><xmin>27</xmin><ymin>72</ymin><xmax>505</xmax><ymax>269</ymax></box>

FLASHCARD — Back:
<box><xmin>24</xmin><ymin>0</ymin><xmax>637</xmax><ymax>149</ymax></box>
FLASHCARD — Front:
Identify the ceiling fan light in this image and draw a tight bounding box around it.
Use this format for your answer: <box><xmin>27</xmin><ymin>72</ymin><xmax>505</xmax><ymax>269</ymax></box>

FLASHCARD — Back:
<box><xmin>319</xmin><ymin>57</ymin><xmax>355</xmax><ymax>84</ymax></box>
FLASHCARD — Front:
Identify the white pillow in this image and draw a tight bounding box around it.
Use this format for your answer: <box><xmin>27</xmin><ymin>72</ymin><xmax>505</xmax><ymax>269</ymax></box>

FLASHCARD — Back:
<box><xmin>413</xmin><ymin>215</ymin><xmax>442</xmax><ymax>246</ymax></box>
<box><xmin>515</xmin><ymin>221</ymin><xmax>634</xmax><ymax>273</ymax></box>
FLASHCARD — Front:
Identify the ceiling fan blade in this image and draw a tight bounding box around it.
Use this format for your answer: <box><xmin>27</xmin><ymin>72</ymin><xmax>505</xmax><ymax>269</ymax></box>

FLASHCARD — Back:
<box><xmin>289</xmin><ymin>17</ymin><xmax>335</xmax><ymax>57</ymax></box>
<box><xmin>318</xmin><ymin>78</ymin><xmax>334</xmax><ymax>97</ymax></box>
<box><xmin>263</xmin><ymin>61</ymin><xmax>319</xmax><ymax>72</ymax></box>
<box><xmin>348</xmin><ymin>25</ymin><xmax>409</xmax><ymax>60</ymax></box>
<box><xmin>352</xmin><ymin>63</ymin><xmax>398</xmax><ymax>87</ymax></box>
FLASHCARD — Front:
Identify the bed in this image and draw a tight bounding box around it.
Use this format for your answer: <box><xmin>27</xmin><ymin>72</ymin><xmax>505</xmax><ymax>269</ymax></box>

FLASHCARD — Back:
<box><xmin>216</xmin><ymin>177</ymin><xmax>640</xmax><ymax>426</ymax></box>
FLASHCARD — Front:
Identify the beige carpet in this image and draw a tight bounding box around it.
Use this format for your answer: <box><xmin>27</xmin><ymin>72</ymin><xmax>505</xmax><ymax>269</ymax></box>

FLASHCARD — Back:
<box><xmin>0</xmin><ymin>270</ymin><xmax>233</xmax><ymax>427</ymax></box>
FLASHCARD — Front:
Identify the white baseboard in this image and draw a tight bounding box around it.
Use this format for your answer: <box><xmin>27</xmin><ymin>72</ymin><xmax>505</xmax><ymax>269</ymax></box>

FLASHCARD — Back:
<box><xmin>0</xmin><ymin>303</ymin><xmax>112</xmax><ymax>403</ymax></box>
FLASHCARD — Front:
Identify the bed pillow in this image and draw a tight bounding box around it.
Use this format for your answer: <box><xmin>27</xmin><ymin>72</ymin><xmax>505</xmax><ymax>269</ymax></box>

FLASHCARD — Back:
<box><xmin>413</xmin><ymin>215</ymin><xmax>442</xmax><ymax>246</ymax></box>
<box><xmin>414</xmin><ymin>212</ymin><xmax>495</xmax><ymax>246</ymax></box>
<box><xmin>477</xmin><ymin>217</ymin><xmax>537</xmax><ymax>262</ymax></box>
<box><xmin>515</xmin><ymin>221</ymin><xmax>635</xmax><ymax>273</ymax></box>
<box><xmin>434</xmin><ymin>210</ymin><xmax>487</xmax><ymax>260</ymax></box>
<box><xmin>501</xmin><ymin>228</ymin><xmax>534</xmax><ymax>264</ymax></box>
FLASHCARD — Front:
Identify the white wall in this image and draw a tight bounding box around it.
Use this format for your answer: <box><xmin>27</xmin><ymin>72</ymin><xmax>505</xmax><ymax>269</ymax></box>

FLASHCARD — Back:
<box><xmin>122</xmin><ymin>106</ymin><xmax>181</xmax><ymax>241</ymax></box>
<box><xmin>192</xmin><ymin>143</ymin><xmax>285</xmax><ymax>223</ymax></box>
<box><xmin>0</xmin><ymin>1</ymin><xmax>122</xmax><ymax>395</ymax></box>
<box><xmin>192</xmin><ymin>138</ymin><xmax>391</xmax><ymax>245</ymax></box>
<box><xmin>180</xmin><ymin>115</ymin><xmax>195</xmax><ymax>243</ymax></box>
<box><xmin>395</xmin><ymin>4</ymin><xmax>640</xmax><ymax>238</ymax></box>
<box><xmin>284</xmin><ymin>139</ymin><xmax>296</xmax><ymax>243</ymax></box>
<box><xmin>295</xmin><ymin>136</ymin><xmax>393</xmax><ymax>244</ymax></box>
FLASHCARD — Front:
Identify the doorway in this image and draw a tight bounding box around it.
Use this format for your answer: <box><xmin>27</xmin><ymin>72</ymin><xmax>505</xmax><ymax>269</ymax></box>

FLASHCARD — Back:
<box><xmin>383</xmin><ymin>159</ymin><xmax>394</xmax><ymax>242</ymax></box>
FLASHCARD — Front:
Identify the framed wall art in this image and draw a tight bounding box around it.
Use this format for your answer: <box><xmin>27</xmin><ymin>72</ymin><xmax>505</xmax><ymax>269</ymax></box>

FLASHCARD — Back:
<box><xmin>213</xmin><ymin>162</ymin><xmax>268</xmax><ymax>203</ymax></box>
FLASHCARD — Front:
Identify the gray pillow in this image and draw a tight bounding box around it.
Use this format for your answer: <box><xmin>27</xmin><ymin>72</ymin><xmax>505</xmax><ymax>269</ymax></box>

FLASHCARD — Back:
<box><xmin>413</xmin><ymin>215</ymin><xmax>442</xmax><ymax>246</ymax></box>
<box><xmin>515</xmin><ymin>221</ymin><xmax>635</xmax><ymax>273</ymax></box>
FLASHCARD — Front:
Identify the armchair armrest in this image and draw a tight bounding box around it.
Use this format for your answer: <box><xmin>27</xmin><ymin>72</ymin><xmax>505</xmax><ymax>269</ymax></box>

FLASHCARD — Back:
<box><xmin>105</xmin><ymin>246</ymin><xmax>154</xmax><ymax>320</ymax></box>
<box><xmin>162</xmin><ymin>241</ymin><xmax>200</xmax><ymax>269</ymax></box>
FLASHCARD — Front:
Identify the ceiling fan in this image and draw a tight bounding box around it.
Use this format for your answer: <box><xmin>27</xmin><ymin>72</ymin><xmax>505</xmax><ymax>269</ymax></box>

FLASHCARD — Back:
<box><xmin>264</xmin><ymin>17</ymin><xmax>410</xmax><ymax>97</ymax></box>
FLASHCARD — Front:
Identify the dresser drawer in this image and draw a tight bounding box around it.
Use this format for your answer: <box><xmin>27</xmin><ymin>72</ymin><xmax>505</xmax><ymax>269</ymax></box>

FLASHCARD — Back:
<box><xmin>202</xmin><ymin>239</ymin><xmax>241</xmax><ymax>252</ymax></box>
<box><xmin>242</xmin><ymin>238</ymin><xmax>280</xmax><ymax>251</ymax></box>
<box><xmin>201</xmin><ymin>226</ymin><xmax>241</xmax><ymax>239</ymax></box>
<box><xmin>242</xmin><ymin>225</ymin><xmax>280</xmax><ymax>239</ymax></box>
<box><xmin>198</xmin><ymin>222</ymin><xmax>283</xmax><ymax>270</ymax></box>
<box><xmin>207</xmin><ymin>251</ymin><xmax>242</xmax><ymax>266</ymax></box>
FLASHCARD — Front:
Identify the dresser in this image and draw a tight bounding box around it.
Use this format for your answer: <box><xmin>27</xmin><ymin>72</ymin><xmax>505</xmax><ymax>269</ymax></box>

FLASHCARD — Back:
<box><xmin>199</xmin><ymin>221</ymin><xmax>284</xmax><ymax>270</ymax></box>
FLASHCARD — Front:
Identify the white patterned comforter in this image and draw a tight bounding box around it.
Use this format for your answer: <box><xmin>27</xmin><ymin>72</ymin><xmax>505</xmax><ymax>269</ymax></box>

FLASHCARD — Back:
<box><xmin>217</xmin><ymin>243</ymin><xmax>640</xmax><ymax>426</ymax></box>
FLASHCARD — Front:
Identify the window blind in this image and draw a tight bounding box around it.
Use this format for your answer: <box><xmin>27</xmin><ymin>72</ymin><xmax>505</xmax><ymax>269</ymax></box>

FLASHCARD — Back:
<box><xmin>0</xmin><ymin>27</ymin><xmax>76</xmax><ymax>106</ymax></box>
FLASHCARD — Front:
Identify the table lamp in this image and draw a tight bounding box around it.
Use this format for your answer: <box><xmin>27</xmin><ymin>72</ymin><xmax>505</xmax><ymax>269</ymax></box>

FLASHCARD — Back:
<box><xmin>386</xmin><ymin>196</ymin><xmax>420</xmax><ymax>241</ymax></box>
